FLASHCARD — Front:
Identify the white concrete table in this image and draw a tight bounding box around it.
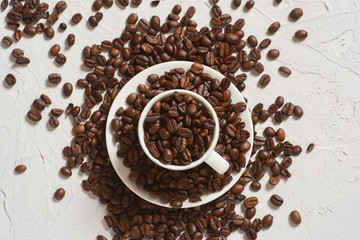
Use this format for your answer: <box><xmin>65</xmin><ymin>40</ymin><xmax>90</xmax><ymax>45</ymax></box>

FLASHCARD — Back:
<box><xmin>1</xmin><ymin>0</ymin><xmax>359</xmax><ymax>239</ymax></box>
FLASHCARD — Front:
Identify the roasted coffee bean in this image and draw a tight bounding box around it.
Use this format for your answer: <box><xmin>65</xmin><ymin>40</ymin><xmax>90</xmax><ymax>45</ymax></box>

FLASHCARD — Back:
<box><xmin>71</xmin><ymin>13</ymin><xmax>83</xmax><ymax>24</ymax></box>
<box><xmin>15</xmin><ymin>164</ymin><xmax>26</xmax><ymax>174</ymax></box>
<box><xmin>270</xmin><ymin>194</ymin><xmax>283</xmax><ymax>206</ymax></box>
<box><xmin>282</xmin><ymin>102</ymin><xmax>294</xmax><ymax>116</ymax></box>
<box><xmin>59</xmin><ymin>23</ymin><xmax>67</xmax><ymax>31</ymax></box>
<box><xmin>49</xmin><ymin>116</ymin><xmax>59</xmax><ymax>128</ymax></box>
<box><xmin>233</xmin><ymin>0</ymin><xmax>241</xmax><ymax>7</ymax></box>
<box><xmin>275</xmin><ymin>96</ymin><xmax>284</xmax><ymax>107</ymax></box>
<box><xmin>93</xmin><ymin>0</ymin><xmax>103</xmax><ymax>10</ymax></box>
<box><xmin>2</xmin><ymin>36</ymin><xmax>13</xmax><ymax>46</ymax></box>
<box><xmin>268</xmin><ymin>49</ymin><xmax>280</xmax><ymax>59</ymax></box>
<box><xmin>244</xmin><ymin>197</ymin><xmax>258</xmax><ymax>208</ymax></box>
<box><xmin>276</xmin><ymin>128</ymin><xmax>285</xmax><ymax>141</ymax></box>
<box><xmin>131</xmin><ymin>0</ymin><xmax>142</xmax><ymax>6</ymax></box>
<box><xmin>67</xmin><ymin>34</ymin><xmax>75</xmax><ymax>46</ymax></box>
<box><xmin>275</xmin><ymin>0</ymin><xmax>282</xmax><ymax>3</ymax></box>
<box><xmin>250</xmin><ymin>182</ymin><xmax>261</xmax><ymax>191</ymax></box>
<box><xmin>63</xmin><ymin>83</ymin><xmax>73</xmax><ymax>97</ymax></box>
<box><xmin>293</xmin><ymin>105</ymin><xmax>303</xmax><ymax>118</ymax></box>
<box><xmin>290</xmin><ymin>8</ymin><xmax>303</xmax><ymax>21</ymax></box>
<box><xmin>264</xmin><ymin>127</ymin><xmax>275</xmax><ymax>137</ymax></box>
<box><xmin>55</xmin><ymin>1</ymin><xmax>67</xmax><ymax>13</ymax></box>
<box><xmin>95</xmin><ymin>12</ymin><xmax>103</xmax><ymax>21</ymax></box>
<box><xmin>27</xmin><ymin>109</ymin><xmax>42</xmax><ymax>122</ymax></box>
<box><xmin>186</xmin><ymin>6</ymin><xmax>196</xmax><ymax>18</ymax></box>
<box><xmin>89</xmin><ymin>16</ymin><xmax>99</xmax><ymax>27</ymax></box>
<box><xmin>259</xmin><ymin>38</ymin><xmax>271</xmax><ymax>49</ymax></box>
<box><xmin>41</xmin><ymin>94</ymin><xmax>52</xmax><ymax>105</ymax></box>
<box><xmin>279</xmin><ymin>66</ymin><xmax>291</xmax><ymax>75</ymax></box>
<box><xmin>5</xmin><ymin>73</ymin><xmax>16</xmax><ymax>86</ymax></box>
<box><xmin>220</xmin><ymin>14</ymin><xmax>232</xmax><ymax>25</ymax></box>
<box><xmin>307</xmin><ymin>143</ymin><xmax>314</xmax><ymax>153</ymax></box>
<box><xmin>211</xmin><ymin>5</ymin><xmax>222</xmax><ymax>18</ymax></box>
<box><xmin>290</xmin><ymin>210</ymin><xmax>302</xmax><ymax>224</ymax></box>
<box><xmin>24</xmin><ymin>25</ymin><xmax>37</xmax><ymax>36</ymax></box>
<box><xmin>33</xmin><ymin>99</ymin><xmax>46</xmax><ymax>111</ymax></box>
<box><xmin>268</xmin><ymin>22</ymin><xmax>280</xmax><ymax>34</ymax></box>
<box><xmin>48</xmin><ymin>73</ymin><xmax>62</xmax><ymax>84</ymax></box>
<box><xmin>55</xmin><ymin>54</ymin><xmax>66</xmax><ymax>65</ymax></box>
<box><xmin>14</xmin><ymin>29</ymin><xmax>22</xmax><ymax>41</ymax></box>
<box><xmin>118</xmin><ymin>0</ymin><xmax>129</xmax><ymax>6</ymax></box>
<box><xmin>254</xmin><ymin>62</ymin><xmax>264</xmax><ymax>73</ymax></box>
<box><xmin>54</xmin><ymin>188</ymin><xmax>65</xmax><ymax>201</ymax></box>
<box><xmin>50</xmin><ymin>44</ymin><xmax>60</xmax><ymax>57</ymax></box>
<box><xmin>242</xmin><ymin>60</ymin><xmax>255</xmax><ymax>70</ymax></box>
<box><xmin>44</xmin><ymin>26</ymin><xmax>55</xmax><ymax>38</ymax></box>
<box><xmin>60</xmin><ymin>166</ymin><xmax>72</xmax><ymax>177</ymax></box>
<box><xmin>262</xmin><ymin>214</ymin><xmax>273</xmax><ymax>229</ymax></box>
<box><xmin>245</xmin><ymin>0</ymin><xmax>254</xmax><ymax>9</ymax></box>
<box><xmin>247</xmin><ymin>35</ymin><xmax>258</xmax><ymax>47</ymax></box>
<box><xmin>249</xmin><ymin>49</ymin><xmax>261</xmax><ymax>61</ymax></box>
<box><xmin>245</xmin><ymin>207</ymin><xmax>256</xmax><ymax>219</ymax></box>
<box><xmin>259</xmin><ymin>74</ymin><xmax>271</xmax><ymax>87</ymax></box>
<box><xmin>15</xmin><ymin>57</ymin><xmax>30</xmax><ymax>65</ymax></box>
<box><xmin>103</xmin><ymin>0</ymin><xmax>113</xmax><ymax>7</ymax></box>
<box><xmin>51</xmin><ymin>108</ymin><xmax>64</xmax><ymax>116</ymax></box>
<box><xmin>1</xmin><ymin>0</ymin><xmax>8</xmax><ymax>10</ymax></box>
<box><xmin>295</xmin><ymin>30</ymin><xmax>308</xmax><ymax>40</ymax></box>
<box><xmin>151</xmin><ymin>0</ymin><xmax>159</xmax><ymax>6</ymax></box>
<box><xmin>96</xmin><ymin>235</ymin><xmax>107</xmax><ymax>240</ymax></box>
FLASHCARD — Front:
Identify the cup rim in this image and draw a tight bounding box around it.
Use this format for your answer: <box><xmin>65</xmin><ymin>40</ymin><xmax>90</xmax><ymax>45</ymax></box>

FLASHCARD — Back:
<box><xmin>138</xmin><ymin>89</ymin><xmax>220</xmax><ymax>171</ymax></box>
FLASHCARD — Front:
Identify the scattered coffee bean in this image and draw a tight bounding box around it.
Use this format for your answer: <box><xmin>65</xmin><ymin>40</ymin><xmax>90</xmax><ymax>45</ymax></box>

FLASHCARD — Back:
<box><xmin>59</xmin><ymin>23</ymin><xmax>67</xmax><ymax>31</ymax></box>
<box><xmin>259</xmin><ymin>74</ymin><xmax>271</xmax><ymax>87</ymax></box>
<box><xmin>118</xmin><ymin>0</ymin><xmax>129</xmax><ymax>7</ymax></box>
<box><xmin>247</xmin><ymin>35</ymin><xmax>258</xmax><ymax>47</ymax></box>
<box><xmin>14</xmin><ymin>29</ymin><xmax>22</xmax><ymax>41</ymax></box>
<box><xmin>1</xmin><ymin>0</ymin><xmax>8</xmax><ymax>10</ymax></box>
<box><xmin>254</xmin><ymin>62</ymin><xmax>264</xmax><ymax>73</ymax></box>
<box><xmin>33</xmin><ymin>99</ymin><xmax>46</xmax><ymax>111</ymax></box>
<box><xmin>54</xmin><ymin>188</ymin><xmax>65</xmax><ymax>201</ymax></box>
<box><xmin>268</xmin><ymin>22</ymin><xmax>280</xmax><ymax>34</ymax></box>
<box><xmin>244</xmin><ymin>196</ymin><xmax>258</xmax><ymax>208</ymax></box>
<box><xmin>23</xmin><ymin>25</ymin><xmax>37</xmax><ymax>37</ymax></box>
<box><xmin>131</xmin><ymin>0</ymin><xmax>142</xmax><ymax>6</ymax></box>
<box><xmin>63</xmin><ymin>82</ymin><xmax>73</xmax><ymax>97</ymax></box>
<box><xmin>233</xmin><ymin>0</ymin><xmax>241</xmax><ymax>7</ymax></box>
<box><xmin>275</xmin><ymin>96</ymin><xmax>284</xmax><ymax>107</ymax></box>
<box><xmin>44</xmin><ymin>26</ymin><xmax>55</xmax><ymax>38</ymax></box>
<box><xmin>41</xmin><ymin>94</ymin><xmax>52</xmax><ymax>105</ymax></box>
<box><xmin>103</xmin><ymin>0</ymin><xmax>113</xmax><ymax>7</ymax></box>
<box><xmin>2</xmin><ymin>36</ymin><xmax>13</xmax><ymax>46</ymax></box>
<box><xmin>93</xmin><ymin>0</ymin><xmax>103</xmax><ymax>10</ymax></box>
<box><xmin>15</xmin><ymin>165</ymin><xmax>27</xmax><ymax>174</ymax></box>
<box><xmin>27</xmin><ymin>109</ymin><xmax>42</xmax><ymax>122</ymax></box>
<box><xmin>5</xmin><ymin>73</ymin><xmax>16</xmax><ymax>86</ymax></box>
<box><xmin>71</xmin><ymin>13</ymin><xmax>83</xmax><ymax>24</ymax></box>
<box><xmin>95</xmin><ymin>12</ymin><xmax>103</xmax><ymax>21</ymax></box>
<box><xmin>268</xmin><ymin>49</ymin><xmax>280</xmax><ymax>59</ymax></box>
<box><xmin>290</xmin><ymin>210</ymin><xmax>302</xmax><ymax>224</ymax></box>
<box><xmin>279</xmin><ymin>66</ymin><xmax>291</xmax><ymax>75</ymax></box>
<box><xmin>12</xmin><ymin>48</ymin><xmax>24</xmax><ymax>58</ymax></box>
<box><xmin>276</xmin><ymin>128</ymin><xmax>285</xmax><ymax>141</ymax></box>
<box><xmin>293</xmin><ymin>105</ymin><xmax>303</xmax><ymax>118</ymax></box>
<box><xmin>275</xmin><ymin>0</ymin><xmax>282</xmax><ymax>3</ymax></box>
<box><xmin>55</xmin><ymin>1</ymin><xmax>67</xmax><ymax>13</ymax></box>
<box><xmin>307</xmin><ymin>143</ymin><xmax>314</xmax><ymax>152</ymax></box>
<box><xmin>15</xmin><ymin>57</ymin><xmax>30</xmax><ymax>65</ymax></box>
<box><xmin>51</xmin><ymin>108</ymin><xmax>64</xmax><ymax>116</ymax></box>
<box><xmin>49</xmin><ymin>116</ymin><xmax>59</xmax><ymax>128</ymax></box>
<box><xmin>295</xmin><ymin>30</ymin><xmax>308</xmax><ymax>40</ymax></box>
<box><xmin>259</xmin><ymin>38</ymin><xmax>271</xmax><ymax>49</ymax></box>
<box><xmin>245</xmin><ymin>0</ymin><xmax>254</xmax><ymax>9</ymax></box>
<box><xmin>49</xmin><ymin>44</ymin><xmax>60</xmax><ymax>57</ymax></box>
<box><xmin>262</xmin><ymin>214</ymin><xmax>273</xmax><ymax>228</ymax></box>
<box><xmin>88</xmin><ymin>16</ymin><xmax>98</xmax><ymax>27</ymax></box>
<box><xmin>48</xmin><ymin>73</ymin><xmax>62</xmax><ymax>84</ymax></box>
<box><xmin>151</xmin><ymin>0</ymin><xmax>160</xmax><ymax>6</ymax></box>
<box><xmin>270</xmin><ymin>194</ymin><xmax>283</xmax><ymax>206</ymax></box>
<box><xmin>67</xmin><ymin>34</ymin><xmax>75</xmax><ymax>46</ymax></box>
<box><xmin>290</xmin><ymin>8</ymin><xmax>303</xmax><ymax>21</ymax></box>
<box><xmin>55</xmin><ymin>54</ymin><xmax>66</xmax><ymax>65</ymax></box>
<box><xmin>250</xmin><ymin>182</ymin><xmax>261</xmax><ymax>191</ymax></box>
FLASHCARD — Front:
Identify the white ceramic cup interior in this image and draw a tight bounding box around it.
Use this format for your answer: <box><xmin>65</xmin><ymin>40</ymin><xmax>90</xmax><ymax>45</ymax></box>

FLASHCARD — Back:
<box><xmin>138</xmin><ymin>89</ymin><xmax>230</xmax><ymax>174</ymax></box>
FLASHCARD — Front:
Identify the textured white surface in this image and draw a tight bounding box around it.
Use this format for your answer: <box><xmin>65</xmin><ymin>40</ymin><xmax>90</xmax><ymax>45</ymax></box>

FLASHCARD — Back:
<box><xmin>0</xmin><ymin>0</ymin><xmax>360</xmax><ymax>239</ymax></box>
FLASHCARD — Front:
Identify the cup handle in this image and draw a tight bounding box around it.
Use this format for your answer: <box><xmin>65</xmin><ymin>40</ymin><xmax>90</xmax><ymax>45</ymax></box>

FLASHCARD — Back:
<box><xmin>204</xmin><ymin>151</ymin><xmax>230</xmax><ymax>174</ymax></box>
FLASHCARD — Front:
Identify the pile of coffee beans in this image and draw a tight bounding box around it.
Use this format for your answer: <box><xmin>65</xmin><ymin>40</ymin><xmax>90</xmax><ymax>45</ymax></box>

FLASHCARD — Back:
<box><xmin>111</xmin><ymin>64</ymin><xmax>250</xmax><ymax>206</ymax></box>
<box><xmin>143</xmin><ymin>91</ymin><xmax>216</xmax><ymax>165</ymax></box>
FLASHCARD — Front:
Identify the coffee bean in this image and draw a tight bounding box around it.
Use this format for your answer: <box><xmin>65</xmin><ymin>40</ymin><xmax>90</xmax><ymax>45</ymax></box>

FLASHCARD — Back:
<box><xmin>54</xmin><ymin>188</ymin><xmax>65</xmax><ymax>201</ymax></box>
<box><xmin>220</xmin><ymin>14</ymin><xmax>232</xmax><ymax>25</ymax></box>
<box><xmin>293</xmin><ymin>105</ymin><xmax>303</xmax><ymax>118</ymax></box>
<box><xmin>49</xmin><ymin>116</ymin><xmax>59</xmax><ymax>128</ymax></box>
<box><xmin>96</xmin><ymin>235</ymin><xmax>107</xmax><ymax>240</ymax></box>
<box><xmin>60</xmin><ymin>166</ymin><xmax>72</xmax><ymax>177</ymax></box>
<box><xmin>63</xmin><ymin>83</ymin><xmax>73</xmax><ymax>97</ymax></box>
<box><xmin>14</xmin><ymin>29</ymin><xmax>22</xmax><ymax>41</ymax></box>
<box><xmin>247</xmin><ymin>35</ymin><xmax>258</xmax><ymax>47</ymax></box>
<box><xmin>1</xmin><ymin>0</ymin><xmax>8</xmax><ymax>10</ymax></box>
<box><xmin>67</xmin><ymin>34</ymin><xmax>75</xmax><ymax>46</ymax></box>
<box><xmin>307</xmin><ymin>143</ymin><xmax>314</xmax><ymax>153</ymax></box>
<box><xmin>131</xmin><ymin>0</ymin><xmax>142</xmax><ymax>6</ymax></box>
<box><xmin>33</xmin><ymin>99</ymin><xmax>46</xmax><ymax>111</ymax></box>
<box><xmin>259</xmin><ymin>38</ymin><xmax>271</xmax><ymax>49</ymax></box>
<box><xmin>268</xmin><ymin>49</ymin><xmax>280</xmax><ymax>59</ymax></box>
<box><xmin>27</xmin><ymin>109</ymin><xmax>42</xmax><ymax>122</ymax></box>
<box><xmin>282</xmin><ymin>102</ymin><xmax>294</xmax><ymax>116</ymax></box>
<box><xmin>2</xmin><ymin>36</ymin><xmax>13</xmax><ymax>46</ymax></box>
<box><xmin>250</xmin><ymin>182</ymin><xmax>261</xmax><ymax>191</ymax></box>
<box><xmin>275</xmin><ymin>0</ymin><xmax>282</xmax><ymax>3</ymax></box>
<box><xmin>259</xmin><ymin>74</ymin><xmax>271</xmax><ymax>87</ymax></box>
<box><xmin>246</xmin><ymin>228</ymin><xmax>257</xmax><ymax>240</ymax></box>
<box><xmin>59</xmin><ymin>23</ymin><xmax>67</xmax><ymax>31</ymax></box>
<box><xmin>170</xmin><ymin>199</ymin><xmax>183</xmax><ymax>209</ymax></box>
<box><xmin>151</xmin><ymin>0</ymin><xmax>159</xmax><ymax>6</ymax></box>
<box><xmin>268</xmin><ymin>22</ymin><xmax>280</xmax><ymax>34</ymax></box>
<box><xmin>24</xmin><ymin>25</ymin><xmax>37</xmax><ymax>37</ymax></box>
<box><xmin>186</xmin><ymin>6</ymin><xmax>196</xmax><ymax>18</ymax></box>
<box><xmin>211</xmin><ymin>5</ymin><xmax>222</xmax><ymax>18</ymax></box>
<box><xmin>89</xmin><ymin>16</ymin><xmax>99</xmax><ymax>27</ymax></box>
<box><xmin>244</xmin><ymin>196</ymin><xmax>258</xmax><ymax>208</ymax></box>
<box><xmin>93</xmin><ymin>0</ymin><xmax>103</xmax><ymax>10</ymax></box>
<box><xmin>249</xmin><ymin>49</ymin><xmax>261</xmax><ymax>61</ymax></box>
<box><xmin>15</xmin><ymin>57</ymin><xmax>30</xmax><ymax>65</ymax></box>
<box><xmin>51</xmin><ymin>108</ymin><xmax>64</xmax><ymax>116</ymax></box>
<box><xmin>48</xmin><ymin>73</ymin><xmax>62</xmax><ymax>84</ymax></box>
<box><xmin>41</xmin><ymin>94</ymin><xmax>52</xmax><ymax>105</ymax></box>
<box><xmin>71</xmin><ymin>13</ymin><xmax>83</xmax><ymax>24</ymax></box>
<box><xmin>295</xmin><ymin>30</ymin><xmax>308</xmax><ymax>40</ymax></box>
<box><xmin>15</xmin><ymin>165</ymin><xmax>26</xmax><ymax>174</ymax></box>
<box><xmin>55</xmin><ymin>54</ymin><xmax>66</xmax><ymax>65</ymax></box>
<box><xmin>276</xmin><ymin>128</ymin><xmax>285</xmax><ymax>141</ymax></box>
<box><xmin>242</xmin><ymin>60</ymin><xmax>255</xmax><ymax>70</ymax></box>
<box><xmin>262</xmin><ymin>214</ymin><xmax>273</xmax><ymax>229</ymax></box>
<box><xmin>95</xmin><ymin>12</ymin><xmax>103</xmax><ymax>21</ymax></box>
<box><xmin>290</xmin><ymin>210</ymin><xmax>302</xmax><ymax>225</ymax></box>
<box><xmin>275</xmin><ymin>96</ymin><xmax>284</xmax><ymax>107</ymax></box>
<box><xmin>270</xmin><ymin>194</ymin><xmax>283</xmax><ymax>206</ymax></box>
<box><xmin>254</xmin><ymin>62</ymin><xmax>264</xmax><ymax>73</ymax></box>
<box><xmin>44</xmin><ymin>26</ymin><xmax>55</xmax><ymax>38</ymax></box>
<box><xmin>103</xmin><ymin>0</ymin><xmax>113</xmax><ymax>7</ymax></box>
<box><xmin>279</xmin><ymin>66</ymin><xmax>291</xmax><ymax>75</ymax></box>
<box><xmin>118</xmin><ymin>0</ymin><xmax>129</xmax><ymax>7</ymax></box>
<box><xmin>245</xmin><ymin>0</ymin><xmax>254</xmax><ymax>9</ymax></box>
<box><xmin>50</xmin><ymin>44</ymin><xmax>60</xmax><ymax>57</ymax></box>
<box><xmin>233</xmin><ymin>0</ymin><xmax>241</xmax><ymax>7</ymax></box>
<box><xmin>5</xmin><ymin>73</ymin><xmax>16</xmax><ymax>86</ymax></box>
<box><xmin>290</xmin><ymin>8</ymin><xmax>303</xmax><ymax>21</ymax></box>
<box><xmin>264</xmin><ymin>127</ymin><xmax>275</xmax><ymax>137</ymax></box>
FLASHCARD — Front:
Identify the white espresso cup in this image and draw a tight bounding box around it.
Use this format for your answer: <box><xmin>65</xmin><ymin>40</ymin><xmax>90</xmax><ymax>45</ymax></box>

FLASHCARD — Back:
<box><xmin>138</xmin><ymin>89</ymin><xmax>230</xmax><ymax>174</ymax></box>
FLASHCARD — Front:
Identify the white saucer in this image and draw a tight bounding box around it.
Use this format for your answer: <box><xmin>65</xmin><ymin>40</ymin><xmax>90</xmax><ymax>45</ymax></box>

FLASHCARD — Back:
<box><xmin>105</xmin><ymin>61</ymin><xmax>254</xmax><ymax>208</ymax></box>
